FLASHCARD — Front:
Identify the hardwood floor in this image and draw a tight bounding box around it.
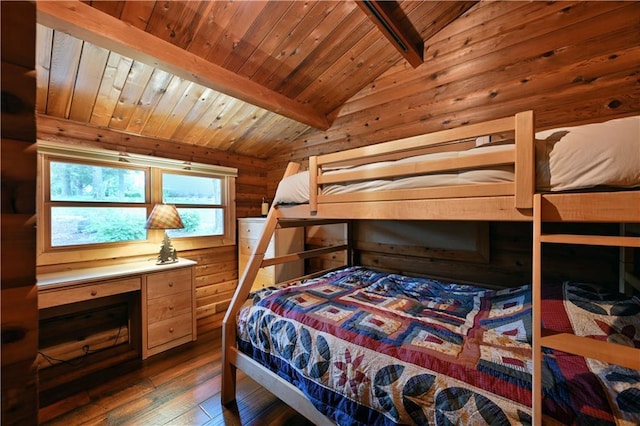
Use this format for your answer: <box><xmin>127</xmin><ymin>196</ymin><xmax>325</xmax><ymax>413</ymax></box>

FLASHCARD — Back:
<box><xmin>38</xmin><ymin>329</ymin><xmax>315</xmax><ymax>425</ymax></box>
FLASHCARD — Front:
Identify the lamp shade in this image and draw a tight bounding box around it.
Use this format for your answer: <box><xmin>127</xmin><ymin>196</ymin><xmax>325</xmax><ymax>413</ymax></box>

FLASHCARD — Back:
<box><xmin>145</xmin><ymin>204</ymin><xmax>184</xmax><ymax>230</ymax></box>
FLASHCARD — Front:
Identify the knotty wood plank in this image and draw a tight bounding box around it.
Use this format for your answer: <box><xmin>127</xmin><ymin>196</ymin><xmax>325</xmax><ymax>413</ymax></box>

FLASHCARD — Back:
<box><xmin>125</xmin><ymin>67</ymin><xmax>174</xmax><ymax>134</ymax></box>
<box><xmin>221</xmin><ymin>1</ymin><xmax>293</xmax><ymax>74</ymax></box>
<box><xmin>275</xmin><ymin>5</ymin><xmax>369</xmax><ymax>98</ymax></box>
<box><xmin>89</xmin><ymin>51</ymin><xmax>132</xmax><ymax>127</ymax></box>
<box><xmin>170</xmin><ymin>88</ymin><xmax>221</xmax><ymax>142</ymax></box>
<box><xmin>202</xmin><ymin>2</ymin><xmax>268</xmax><ymax>65</ymax></box>
<box><xmin>36</xmin><ymin>24</ymin><xmax>53</xmax><ymax>113</ymax></box>
<box><xmin>46</xmin><ymin>30</ymin><xmax>82</xmax><ymax>117</ymax></box>
<box><xmin>108</xmin><ymin>60</ymin><xmax>154</xmax><ymax>130</ymax></box>
<box><xmin>251</xmin><ymin>1</ymin><xmax>341</xmax><ymax>87</ymax></box>
<box><xmin>68</xmin><ymin>41</ymin><xmax>110</xmax><ymax>122</ymax></box>
<box><xmin>155</xmin><ymin>82</ymin><xmax>208</xmax><ymax>140</ymax></box>
<box><xmin>144</xmin><ymin>1</ymin><xmax>213</xmax><ymax>50</ymax></box>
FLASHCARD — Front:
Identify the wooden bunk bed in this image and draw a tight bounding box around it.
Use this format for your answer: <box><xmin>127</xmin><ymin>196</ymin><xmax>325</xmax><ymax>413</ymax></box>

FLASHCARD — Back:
<box><xmin>222</xmin><ymin>110</ymin><xmax>640</xmax><ymax>425</ymax></box>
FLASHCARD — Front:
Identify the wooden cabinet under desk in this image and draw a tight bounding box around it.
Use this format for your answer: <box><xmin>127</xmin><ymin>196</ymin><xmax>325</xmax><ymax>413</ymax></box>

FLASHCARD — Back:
<box><xmin>142</xmin><ymin>265</ymin><xmax>196</xmax><ymax>359</ymax></box>
<box><xmin>37</xmin><ymin>258</ymin><xmax>197</xmax><ymax>362</ymax></box>
<box><xmin>238</xmin><ymin>217</ymin><xmax>304</xmax><ymax>291</ymax></box>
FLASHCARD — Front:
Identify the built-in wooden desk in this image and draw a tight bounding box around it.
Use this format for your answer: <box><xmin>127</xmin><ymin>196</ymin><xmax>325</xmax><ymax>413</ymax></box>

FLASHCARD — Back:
<box><xmin>37</xmin><ymin>258</ymin><xmax>197</xmax><ymax>360</ymax></box>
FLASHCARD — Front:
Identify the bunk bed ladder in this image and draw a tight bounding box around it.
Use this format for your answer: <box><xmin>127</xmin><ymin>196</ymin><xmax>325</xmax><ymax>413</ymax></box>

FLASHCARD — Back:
<box><xmin>222</xmin><ymin>162</ymin><xmax>353</xmax><ymax>408</ymax></box>
<box><xmin>532</xmin><ymin>192</ymin><xmax>640</xmax><ymax>425</ymax></box>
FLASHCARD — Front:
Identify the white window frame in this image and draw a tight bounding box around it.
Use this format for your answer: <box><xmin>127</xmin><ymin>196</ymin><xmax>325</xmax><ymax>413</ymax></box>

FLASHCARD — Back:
<box><xmin>37</xmin><ymin>141</ymin><xmax>237</xmax><ymax>266</ymax></box>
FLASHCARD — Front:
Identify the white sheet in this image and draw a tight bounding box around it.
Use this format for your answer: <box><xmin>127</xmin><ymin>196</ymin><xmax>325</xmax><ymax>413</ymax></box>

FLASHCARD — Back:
<box><xmin>273</xmin><ymin>116</ymin><xmax>640</xmax><ymax>205</ymax></box>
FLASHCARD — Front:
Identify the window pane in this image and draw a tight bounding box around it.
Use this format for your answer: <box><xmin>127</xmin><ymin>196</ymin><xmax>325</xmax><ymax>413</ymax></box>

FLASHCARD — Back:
<box><xmin>50</xmin><ymin>161</ymin><xmax>146</xmax><ymax>203</ymax></box>
<box><xmin>163</xmin><ymin>173</ymin><xmax>221</xmax><ymax>205</ymax></box>
<box><xmin>167</xmin><ymin>208</ymin><xmax>223</xmax><ymax>238</ymax></box>
<box><xmin>51</xmin><ymin>207</ymin><xmax>147</xmax><ymax>246</ymax></box>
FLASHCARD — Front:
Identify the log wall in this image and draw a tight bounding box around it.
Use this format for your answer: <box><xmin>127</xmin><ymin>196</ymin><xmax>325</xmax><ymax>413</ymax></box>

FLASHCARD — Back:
<box><xmin>1</xmin><ymin>2</ymin><xmax>39</xmax><ymax>424</ymax></box>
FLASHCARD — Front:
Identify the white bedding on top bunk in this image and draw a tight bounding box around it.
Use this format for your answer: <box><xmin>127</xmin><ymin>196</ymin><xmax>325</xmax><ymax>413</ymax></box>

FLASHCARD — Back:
<box><xmin>273</xmin><ymin>115</ymin><xmax>640</xmax><ymax>205</ymax></box>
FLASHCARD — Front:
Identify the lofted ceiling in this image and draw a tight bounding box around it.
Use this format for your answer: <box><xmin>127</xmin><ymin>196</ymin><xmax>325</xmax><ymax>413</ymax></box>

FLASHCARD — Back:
<box><xmin>35</xmin><ymin>0</ymin><xmax>476</xmax><ymax>159</ymax></box>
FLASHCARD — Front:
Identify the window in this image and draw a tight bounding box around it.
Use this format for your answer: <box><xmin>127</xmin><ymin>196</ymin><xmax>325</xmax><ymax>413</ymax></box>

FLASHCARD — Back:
<box><xmin>162</xmin><ymin>173</ymin><xmax>223</xmax><ymax>238</ymax></box>
<box><xmin>48</xmin><ymin>160</ymin><xmax>148</xmax><ymax>247</ymax></box>
<box><xmin>38</xmin><ymin>142</ymin><xmax>237</xmax><ymax>265</ymax></box>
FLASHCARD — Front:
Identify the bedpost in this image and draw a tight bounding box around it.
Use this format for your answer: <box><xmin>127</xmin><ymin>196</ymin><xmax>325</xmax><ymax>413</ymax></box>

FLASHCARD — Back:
<box><xmin>309</xmin><ymin>155</ymin><xmax>318</xmax><ymax>213</ymax></box>
<box><xmin>221</xmin><ymin>162</ymin><xmax>301</xmax><ymax>405</ymax></box>
<box><xmin>515</xmin><ymin>110</ymin><xmax>535</xmax><ymax>209</ymax></box>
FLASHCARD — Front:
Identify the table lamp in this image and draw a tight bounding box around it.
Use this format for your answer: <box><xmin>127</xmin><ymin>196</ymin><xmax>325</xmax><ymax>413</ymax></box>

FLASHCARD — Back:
<box><xmin>145</xmin><ymin>204</ymin><xmax>184</xmax><ymax>264</ymax></box>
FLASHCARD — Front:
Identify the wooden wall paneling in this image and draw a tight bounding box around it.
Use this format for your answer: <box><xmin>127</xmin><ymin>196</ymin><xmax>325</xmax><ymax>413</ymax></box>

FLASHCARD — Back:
<box><xmin>180</xmin><ymin>91</ymin><xmax>228</xmax><ymax>144</ymax></box>
<box><xmin>1</xmin><ymin>2</ymin><xmax>38</xmax><ymax>424</ymax></box>
<box><xmin>46</xmin><ymin>31</ymin><xmax>82</xmax><ymax>118</ymax></box>
<box><xmin>201</xmin><ymin>2</ymin><xmax>268</xmax><ymax>64</ymax></box>
<box><xmin>275</xmin><ymin>4</ymin><xmax>367</xmax><ymax>99</ymax></box>
<box><xmin>125</xmin><ymin>68</ymin><xmax>174</xmax><ymax>134</ymax></box>
<box><xmin>89</xmin><ymin>51</ymin><xmax>133</xmax><ymax>127</ymax></box>
<box><xmin>140</xmin><ymin>75</ymin><xmax>190</xmax><ymax>136</ymax></box>
<box><xmin>235</xmin><ymin>1</ymin><xmax>311</xmax><ymax>80</ymax></box>
<box><xmin>68</xmin><ymin>41</ymin><xmax>110</xmax><ymax>123</ymax></box>
<box><xmin>155</xmin><ymin>82</ymin><xmax>208</xmax><ymax>140</ymax></box>
<box><xmin>198</xmin><ymin>101</ymin><xmax>265</xmax><ymax>150</ymax></box>
<box><xmin>250</xmin><ymin>1</ymin><xmax>340</xmax><ymax>87</ymax></box>
<box><xmin>221</xmin><ymin>1</ymin><xmax>294</xmax><ymax>74</ymax></box>
<box><xmin>143</xmin><ymin>1</ymin><xmax>213</xmax><ymax>51</ymax></box>
<box><xmin>260</xmin><ymin>1</ymin><xmax>354</xmax><ymax>91</ymax></box>
<box><xmin>169</xmin><ymin>87</ymin><xmax>219</xmax><ymax>141</ymax></box>
<box><xmin>108</xmin><ymin>61</ymin><xmax>155</xmax><ymax>130</ymax></box>
<box><xmin>35</xmin><ymin>25</ymin><xmax>53</xmax><ymax>114</ymax></box>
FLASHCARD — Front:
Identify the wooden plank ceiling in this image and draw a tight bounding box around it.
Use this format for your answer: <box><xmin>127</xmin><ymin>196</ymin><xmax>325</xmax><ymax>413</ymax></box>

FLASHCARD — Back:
<box><xmin>35</xmin><ymin>0</ymin><xmax>475</xmax><ymax>159</ymax></box>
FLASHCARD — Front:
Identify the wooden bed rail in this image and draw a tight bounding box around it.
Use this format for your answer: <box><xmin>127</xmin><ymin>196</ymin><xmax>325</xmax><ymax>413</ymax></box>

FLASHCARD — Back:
<box><xmin>222</xmin><ymin>164</ymin><xmax>352</xmax><ymax>405</ymax></box>
<box><xmin>308</xmin><ymin>110</ymin><xmax>534</xmax><ymax>212</ymax></box>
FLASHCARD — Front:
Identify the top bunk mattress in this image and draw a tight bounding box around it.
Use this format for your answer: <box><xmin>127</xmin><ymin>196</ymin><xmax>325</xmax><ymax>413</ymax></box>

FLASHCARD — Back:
<box><xmin>273</xmin><ymin>115</ymin><xmax>639</xmax><ymax>206</ymax></box>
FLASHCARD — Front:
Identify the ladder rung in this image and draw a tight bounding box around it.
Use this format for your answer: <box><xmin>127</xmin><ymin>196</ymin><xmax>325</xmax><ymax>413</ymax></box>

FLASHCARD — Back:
<box><xmin>539</xmin><ymin>234</ymin><xmax>640</xmax><ymax>247</ymax></box>
<box><xmin>540</xmin><ymin>331</ymin><xmax>640</xmax><ymax>370</ymax></box>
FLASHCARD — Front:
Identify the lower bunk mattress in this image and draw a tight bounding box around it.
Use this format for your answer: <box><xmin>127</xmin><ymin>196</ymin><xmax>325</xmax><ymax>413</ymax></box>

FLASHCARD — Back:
<box><xmin>236</xmin><ymin>266</ymin><xmax>640</xmax><ymax>425</ymax></box>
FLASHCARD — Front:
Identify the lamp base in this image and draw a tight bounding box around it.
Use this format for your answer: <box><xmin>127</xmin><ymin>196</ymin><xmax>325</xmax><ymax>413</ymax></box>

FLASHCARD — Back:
<box><xmin>156</xmin><ymin>232</ymin><xmax>179</xmax><ymax>265</ymax></box>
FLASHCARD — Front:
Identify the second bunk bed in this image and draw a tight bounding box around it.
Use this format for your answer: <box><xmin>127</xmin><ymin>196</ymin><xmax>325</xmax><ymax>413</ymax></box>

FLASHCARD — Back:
<box><xmin>222</xmin><ymin>110</ymin><xmax>640</xmax><ymax>425</ymax></box>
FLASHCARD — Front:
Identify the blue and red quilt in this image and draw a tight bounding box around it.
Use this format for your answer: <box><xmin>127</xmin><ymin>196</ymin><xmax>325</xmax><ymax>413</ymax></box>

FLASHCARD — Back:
<box><xmin>236</xmin><ymin>266</ymin><xmax>640</xmax><ymax>425</ymax></box>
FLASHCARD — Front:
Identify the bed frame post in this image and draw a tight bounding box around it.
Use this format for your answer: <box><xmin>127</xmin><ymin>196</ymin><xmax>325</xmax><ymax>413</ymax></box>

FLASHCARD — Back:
<box><xmin>309</xmin><ymin>155</ymin><xmax>318</xmax><ymax>213</ymax></box>
<box><xmin>221</xmin><ymin>162</ymin><xmax>301</xmax><ymax>405</ymax></box>
<box><xmin>515</xmin><ymin>110</ymin><xmax>534</xmax><ymax>210</ymax></box>
<box><xmin>532</xmin><ymin>193</ymin><xmax>543</xmax><ymax>425</ymax></box>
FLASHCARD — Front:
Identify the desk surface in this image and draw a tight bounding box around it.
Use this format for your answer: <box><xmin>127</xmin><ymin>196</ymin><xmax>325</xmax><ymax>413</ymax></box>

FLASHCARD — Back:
<box><xmin>38</xmin><ymin>258</ymin><xmax>197</xmax><ymax>290</ymax></box>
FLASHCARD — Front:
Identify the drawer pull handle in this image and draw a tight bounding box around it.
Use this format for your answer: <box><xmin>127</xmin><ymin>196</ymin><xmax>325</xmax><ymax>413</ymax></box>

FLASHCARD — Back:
<box><xmin>168</xmin><ymin>282</ymin><xmax>174</xmax><ymax>287</ymax></box>
<box><xmin>169</xmin><ymin>305</ymin><xmax>174</xmax><ymax>310</ymax></box>
<box><xmin>91</xmin><ymin>290</ymin><xmax>98</xmax><ymax>296</ymax></box>
<box><xmin>169</xmin><ymin>327</ymin><xmax>174</xmax><ymax>333</ymax></box>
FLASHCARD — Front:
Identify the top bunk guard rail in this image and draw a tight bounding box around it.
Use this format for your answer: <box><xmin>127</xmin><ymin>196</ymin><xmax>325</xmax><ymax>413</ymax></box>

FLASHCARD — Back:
<box><xmin>308</xmin><ymin>110</ymin><xmax>534</xmax><ymax>213</ymax></box>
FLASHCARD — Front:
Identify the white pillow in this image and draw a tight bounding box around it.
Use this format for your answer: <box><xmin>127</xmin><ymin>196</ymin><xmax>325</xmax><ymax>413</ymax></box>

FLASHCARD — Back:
<box><xmin>535</xmin><ymin>116</ymin><xmax>640</xmax><ymax>191</ymax></box>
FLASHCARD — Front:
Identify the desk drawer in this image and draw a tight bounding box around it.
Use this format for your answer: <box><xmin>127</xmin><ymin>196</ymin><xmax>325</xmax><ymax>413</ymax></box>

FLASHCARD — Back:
<box><xmin>147</xmin><ymin>312</ymin><xmax>192</xmax><ymax>349</ymax></box>
<box><xmin>147</xmin><ymin>291</ymin><xmax>192</xmax><ymax>322</ymax></box>
<box><xmin>39</xmin><ymin>277</ymin><xmax>141</xmax><ymax>309</ymax></box>
<box><xmin>146</xmin><ymin>268</ymin><xmax>192</xmax><ymax>299</ymax></box>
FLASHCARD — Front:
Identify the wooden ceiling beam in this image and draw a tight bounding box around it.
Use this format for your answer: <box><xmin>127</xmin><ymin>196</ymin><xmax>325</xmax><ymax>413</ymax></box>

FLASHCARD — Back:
<box><xmin>355</xmin><ymin>0</ymin><xmax>424</xmax><ymax>68</ymax></box>
<box><xmin>36</xmin><ymin>1</ymin><xmax>331</xmax><ymax>131</ymax></box>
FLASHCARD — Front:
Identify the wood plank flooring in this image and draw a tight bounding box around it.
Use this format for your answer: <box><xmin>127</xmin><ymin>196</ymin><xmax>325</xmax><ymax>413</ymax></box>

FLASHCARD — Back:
<box><xmin>38</xmin><ymin>329</ymin><xmax>315</xmax><ymax>425</ymax></box>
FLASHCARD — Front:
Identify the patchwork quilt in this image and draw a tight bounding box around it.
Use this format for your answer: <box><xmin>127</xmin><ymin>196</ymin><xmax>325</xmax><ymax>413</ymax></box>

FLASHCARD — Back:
<box><xmin>236</xmin><ymin>267</ymin><xmax>640</xmax><ymax>425</ymax></box>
